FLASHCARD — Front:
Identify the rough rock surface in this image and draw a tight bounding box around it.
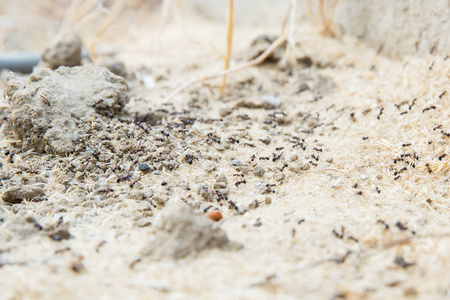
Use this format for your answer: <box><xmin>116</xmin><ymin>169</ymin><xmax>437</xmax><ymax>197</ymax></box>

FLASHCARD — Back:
<box><xmin>142</xmin><ymin>206</ymin><xmax>241</xmax><ymax>260</ymax></box>
<box><xmin>40</xmin><ymin>32</ymin><xmax>82</xmax><ymax>69</ymax></box>
<box><xmin>5</xmin><ymin>65</ymin><xmax>129</xmax><ymax>154</ymax></box>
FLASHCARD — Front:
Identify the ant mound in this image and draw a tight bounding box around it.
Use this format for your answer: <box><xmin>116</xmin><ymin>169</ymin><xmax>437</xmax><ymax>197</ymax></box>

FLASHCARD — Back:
<box><xmin>5</xmin><ymin>64</ymin><xmax>129</xmax><ymax>155</ymax></box>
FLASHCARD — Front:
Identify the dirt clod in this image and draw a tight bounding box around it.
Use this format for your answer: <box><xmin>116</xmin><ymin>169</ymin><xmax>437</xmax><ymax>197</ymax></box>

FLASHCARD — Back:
<box><xmin>40</xmin><ymin>32</ymin><xmax>82</xmax><ymax>70</ymax></box>
<box><xmin>6</xmin><ymin>65</ymin><xmax>129</xmax><ymax>154</ymax></box>
<box><xmin>141</xmin><ymin>206</ymin><xmax>241</xmax><ymax>260</ymax></box>
<box><xmin>2</xmin><ymin>184</ymin><xmax>46</xmax><ymax>204</ymax></box>
<box><xmin>49</xmin><ymin>229</ymin><xmax>72</xmax><ymax>241</ymax></box>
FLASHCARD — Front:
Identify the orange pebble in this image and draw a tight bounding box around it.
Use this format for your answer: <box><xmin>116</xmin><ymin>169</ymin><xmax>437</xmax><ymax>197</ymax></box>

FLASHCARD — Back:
<box><xmin>205</xmin><ymin>211</ymin><xmax>223</xmax><ymax>222</ymax></box>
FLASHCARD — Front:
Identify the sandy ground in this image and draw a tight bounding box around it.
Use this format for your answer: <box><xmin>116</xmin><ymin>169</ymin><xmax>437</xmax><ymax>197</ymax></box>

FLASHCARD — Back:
<box><xmin>0</xmin><ymin>7</ymin><xmax>450</xmax><ymax>300</ymax></box>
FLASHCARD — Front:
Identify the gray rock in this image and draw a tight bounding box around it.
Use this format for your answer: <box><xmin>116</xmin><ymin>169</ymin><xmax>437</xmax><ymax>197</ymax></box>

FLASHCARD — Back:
<box><xmin>138</xmin><ymin>163</ymin><xmax>151</xmax><ymax>171</ymax></box>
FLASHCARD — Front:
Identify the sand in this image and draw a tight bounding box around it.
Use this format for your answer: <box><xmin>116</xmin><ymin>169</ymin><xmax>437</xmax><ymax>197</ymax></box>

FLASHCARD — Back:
<box><xmin>0</xmin><ymin>10</ymin><xmax>449</xmax><ymax>300</ymax></box>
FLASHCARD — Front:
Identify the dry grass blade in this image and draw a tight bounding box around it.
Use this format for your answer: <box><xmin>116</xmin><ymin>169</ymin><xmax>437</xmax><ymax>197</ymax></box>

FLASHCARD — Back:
<box><xmin>163</xmin><ymin>30</ymin><xmax>289</xmax><ymax>103</ymax></box>
<box><xmin>280</xmin><ymin>0</ymin><xmax>297</xmax><ymax>66</ymax></box>
<box><xmin>220</xmin><ymin>0</ymin><xmax>234</xmax><ymax>94</ymax></box>
<box><xmin>318</xmin><ymin>0</ymin><xmax>340</xmax><ymax>37</ymax></box>
<box><xmin>88</xmin><ymin>0</ymin><xmax>129</xmax><ymax>60</ymax></box>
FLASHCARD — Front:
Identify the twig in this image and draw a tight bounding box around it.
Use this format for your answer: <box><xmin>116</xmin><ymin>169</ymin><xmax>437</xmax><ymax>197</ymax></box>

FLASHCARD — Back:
<box><xmin>280</xmin><ymin>0</ymin><xmax>297</xmax><ymax>66</ymax></box>
<box><xmin>163</xmin><ymin>30</ymin><xmax>289</xmax><ymax>103</ymax></box>
<box><xmin>220</xmin><ymin>0</ymin><xmax>234</xmax><ymax>94</ymax></box>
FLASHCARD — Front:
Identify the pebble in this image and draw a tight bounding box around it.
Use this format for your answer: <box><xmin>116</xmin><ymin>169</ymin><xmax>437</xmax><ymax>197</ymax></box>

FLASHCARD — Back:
<box><xmin>289</xmin><ymin>154</ymin><xmax>298</xmax><ymax>162</ymax></box>
<box><xmin>142</xmin><ymin>74</ymin><xmax>156</xmax><ymax>89</ymax></box>
<box><xmin>231</xmin><ymin>159</ymin><xmax>241</xmax><ymax>166</ymax></box>
<box><xmin>49</xmin><ymin>229</ymin><xmax>72</xmax><ymax>241</ymax></box>
<box><xmin>204</xmin><ymin>161</ymin><xmax>217</xmax><ymax>172</ymax></box>
<box><xmin>253</xmin><ymin>164</ymin><xmax>265</xmax><ymax>177</ymax></box>
<box><xmin>262</xmin><ymin>94</ymin><xmax>282</xmax><ymax>108</ymax></box>
<box><xmin>205</xmin><ymin>211</ymin><xmax>223</xmax><ymax>222</ymax></box>
<box><xmin>138</xmin><ymin>163</ymin><xmax>151</xmax><ymax>171</ymax></box>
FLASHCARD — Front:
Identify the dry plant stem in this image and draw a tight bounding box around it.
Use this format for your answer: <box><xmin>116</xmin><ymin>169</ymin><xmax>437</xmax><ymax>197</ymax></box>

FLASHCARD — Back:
<box><xmin>173</xmin><ymin>0</ymin><xmax>222</xmax><ymax>57</ymax></box>
<box><xmin>317</xmin><ymin>0</ymin><xmax>325</xmax><ymax>28</ymax></box>
<box><xmin>58</xmin><ymin>0</ymin><xmax>89</xmax><ymax>34</ymax></box>
<box><xmin>163</xmin><ymin>30</ymin><xmax>289</xmax><ymax>103</ymax></box>
<box><xmin>281</xmin><ymin>0</ymin><xmax>297</xmax><ymax>66</ymax></box>
<box><xmin>88</xmin><ymin>0</ymin><xmax>129</xmax><ymax>61</ymax></box>
<box><xmin>319</xmin><ymin>0</ymin><xmax>339</xmax><ymax>37</ymax></box>
<box><xmin>154</xmin><ymin>0</ymin><xmax>173</xmax><ymax>57</ymax></box>
<box><xmin>95</xmin><ymin>0</ymin><xmax>129</xmax><ymax>38</ymax></box>
<box><xmin>220</xmin><ymin>0</ymin><xmax>234</xmax><ymax>94</ymax></box>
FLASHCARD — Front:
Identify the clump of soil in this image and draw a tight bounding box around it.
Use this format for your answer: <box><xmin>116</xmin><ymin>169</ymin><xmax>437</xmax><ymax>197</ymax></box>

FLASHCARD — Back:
<box><xmin>2</xmin><ymin>184</ymin><xmax>46</xmax><ymax>204</ymax></box>
<box><xmin>141</xmin><ymin>205</ymin><xmax>242</xmax><ymax>260</ymax></box>
<box><xmin>40</xmin><ymin>32</ymin><xmax>82</xmax><ymax>70</ymax></box>
<box><xmin>5</xmin><ymin>64</ymin><xmax>129</xmax><ymax>154</ymax></box>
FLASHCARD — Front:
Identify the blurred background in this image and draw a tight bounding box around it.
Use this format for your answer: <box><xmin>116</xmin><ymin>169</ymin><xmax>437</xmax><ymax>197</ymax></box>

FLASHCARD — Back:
<box><xmin>0</xmin><ymin>0</ymin><xmax>448</xmax><ymax>60</ymax></box>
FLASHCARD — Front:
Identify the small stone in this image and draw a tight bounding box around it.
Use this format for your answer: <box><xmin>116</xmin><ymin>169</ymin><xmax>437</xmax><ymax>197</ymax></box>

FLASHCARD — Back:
<box><xmin>154</xmin><ymin>195</ymin><xmax>168</xmax><ymax>206</ymax></box>
<box><xmin>219</xmin><ymin>107</ymin><xmax>233</xmax><ymax>117</ymax></box>
<box><xmin>204</xmin><ymin>161</ymin><xmax>217</xmax><ymax>172</ymax></box>
<box><xmin>231</xmin><ymin>159</ymin><xmax>241</xmax><ymax>166</ymax></box>
<box><xmin>99</xmin><ymin>57</ymin><xmax>128</xmax><ymax>78</ymax></box>
<box><xmin>265</xmin><ymin>197</ymin><xmax>272</xmax><ymax>205</ymax></box>
<box><xmin>49</xmin><ymin>229</ymin><xmax>71</xmax><ymax>241</ymax></box>
<box><xmin>138</xmin><ymin>163</ymin><xmax>151</xmax><ymax>171</ymax></box>
<box><xmin>214</xmin><ymin>182</ymin><xmax>227</xmax><ymax>189</ymax></box>
<box><xmin>216</xmin><ymin>175</ymin><xmax>228</xmax><ymax>186</ymax></box>
<box><xmin>253</xmin><ymin>218</ymin><xmax>262</xmax><ymax>227</ymax></box>
<box><xmin>135</xmin><ymin>217</ymin><xmax>152</xmax><ymax>228</ymax></box>
<box><xmin>298</xmin><ymin>83</ymin><xmax>309</xmax><ymax>93</ymax></box>
<box><xmin>253</xmin><ymin>164</ymin><xmax>265</xmax><ymax>177</ymax></box>
<box><xmin>205</xmin><ymin>211</ymin><xmax>223</xmax><ymax>222</ymax></box>
<box><xmin>403</xmin><ymin>287</ymin><xmax>418</xmax><ymax>297</ymax></box>
<box><xmin>262</xmin><ymin>94</ymin><xmax>282</xmax><ymax>108</ymax></box>
<box><xmin>288</xmin><ymin>162</ymin><xmax>310</xmax><ymax>173</ymax></box>
<box><xmin>326</xmin><ymin>157</ymin><xmax>334</xmax><ymax>163</ymax></box>
<box><xmin>275</xmin><ymin>173</ymin><xmax>286</xmax><ymax>182</ymax></box>
<box><xmin>248</xmin><ymin>199</ymin><xmax>260</xmax><ymax>209</ymax></box>
<box><xmin>289</xmin><ymin>154</ymin><xmax>298</xmax><ymax>162</ymax></box>
<box><xmin>142</xmin><ymin>74</ymin><xmax>156</xmax><ymax>89</ymax></box>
